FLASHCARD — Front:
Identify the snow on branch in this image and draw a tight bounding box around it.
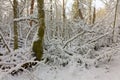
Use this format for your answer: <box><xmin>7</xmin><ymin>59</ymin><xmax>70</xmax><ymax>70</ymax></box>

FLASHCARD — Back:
<box><xmin>63</xmin><ymin>30</ymin><xmax>95</xmax><ymax>48</ymax></box>
<box><xmin>63</xmin><ymin>31</ymin><xmax>85</xmax><ymax>48</ymax></box>
<box><xmin>14</xmin><ymin>16</ymin><xmax>38</xmax><ymax>23</ymax></box>
<box><xmin>87</xmin><ymin>32</ymin><xmax>111</xmax><ymax>44</ymax></box>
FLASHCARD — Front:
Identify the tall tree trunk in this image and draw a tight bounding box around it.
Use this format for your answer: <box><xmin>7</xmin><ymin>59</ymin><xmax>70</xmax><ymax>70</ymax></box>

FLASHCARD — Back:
<box><xmin>13</xmin><ymin>0</ymin><xmax>18</xmax><ymax>50</ymax></box>
<box><xmin>88</xmin><ymin>0</ymin><xmax>92</xmax><ymax>24</ymax></box>
<box><xmin>50</xmin><ymin>0</ymin><xmax>53</xmax><ymax>38</ymax></box>
<box><xmin>113</xmin><ymin>0</ymin><xmax>119</xmax><ymax>42</ymax></box>
<box><xmin>30</xmin><ymin>0</ymin><xmax>35</xmax><ymax>26</ymax></box>
<box><xmin>62</xmin><ymin>0</ymin><xmax>66</xmax><ymax>39</ymax></box>
<box><xmin>50</xmin><ymin>0</ymin><xmax>52</xmax><ymax>20</ymax></box>
<box><xmin>26</xmin><ymin>0</ymin><xmax>29</xmax><ymax>16</ymax></box>
<box><xmin>32</xmin><ymin>0</ymin><xmax>45</xmax><ymax>61</ymax></box>
<box><xmin>77</xmin><ymin>0</ymin><xmax>84</xmax><ymax>19</ymax></box>
<box><xmin>92</xmin><ymin>7</ymin><xmax>96</xmax><ymax>24</ymax></box>
<box><xmin>63</xmin><ymin>0</ymin><xmax>66</xmax><ymax>22</ymax></box>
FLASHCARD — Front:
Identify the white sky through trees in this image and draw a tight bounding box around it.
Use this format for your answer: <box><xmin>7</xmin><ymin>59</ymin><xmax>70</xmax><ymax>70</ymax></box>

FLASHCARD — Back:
<box><xmin>93</xmin><ymin>0</ymin><xmax>105</xmax><ymax>9</ymax></box>
<box><xmin>66</xmin><ymin>0</ymin><xmax>105</xmax><ymax>10</ymax></box>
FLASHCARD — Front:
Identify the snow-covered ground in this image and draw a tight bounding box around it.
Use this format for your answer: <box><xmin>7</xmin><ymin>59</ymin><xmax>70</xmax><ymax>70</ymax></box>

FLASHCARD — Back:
<box><xmin>34</xmin><ymin>53</ymin><xmax>120</xmax><ymax>80</ymax></box>
<box><xmin>1</xmin><ymin>45</ymin><xmax>120</xmax><ymax>80</ymax></box>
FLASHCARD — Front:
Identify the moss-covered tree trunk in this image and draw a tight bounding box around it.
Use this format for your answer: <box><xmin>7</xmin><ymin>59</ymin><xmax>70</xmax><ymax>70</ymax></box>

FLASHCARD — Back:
<box><xmin>32</xmin><ymin>0</ymin><xmax>45</xmax><ymax>61</ymax></box>
<box><xmin>13</xmin><ymin>0</ymin><xmax>18</xmax><ymax>50</ymax></box>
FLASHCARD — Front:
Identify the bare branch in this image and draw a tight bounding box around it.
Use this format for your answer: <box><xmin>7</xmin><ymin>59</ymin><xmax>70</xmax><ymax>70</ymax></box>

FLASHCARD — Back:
<box><xmin>0</xmin><ymin>29</ymin><xmax>11</xmax><ymax>53</ymax></box>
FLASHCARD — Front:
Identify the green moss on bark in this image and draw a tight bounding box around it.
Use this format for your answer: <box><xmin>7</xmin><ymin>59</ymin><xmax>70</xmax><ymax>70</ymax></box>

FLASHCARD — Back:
<box><xmin>32</xmin><ymin>0</ymin><xmax>45</xmax><ymax>61</ymax></box>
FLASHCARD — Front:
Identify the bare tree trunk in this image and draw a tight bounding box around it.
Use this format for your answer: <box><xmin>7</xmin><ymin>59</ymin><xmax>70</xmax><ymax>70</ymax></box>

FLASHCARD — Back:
<box><xmin>50</xmin><ymin>0</ymin><xmax>53</xmax><ymax>38</ymax></box>
<box><xmin>62</xmin><ymin>0</ymin><xmax>66</xmax><ymax>39</ymax></box>
<box><xmin>113</xmin><ymin>0</ymin><xmax>119</xmax><ymax>42</ymax></box>
<box><xmin>13</xmin><ymin>0</ymin><xmax>18</xmax><ymax>50</ymax></box>
<box><xmin>30</xmin><ymin>0</ymin><xmax>35</xmax><ymax>26</ymax></box>
<box><xmin>63</xmin><ymin>0</ymin><xmax>66</xmax><ymax>22</ymax></box>
<box><xmin>32</xmin><ymin>0</ymin><xmax>45</xmax><ymax>61</ymax></box>
<box><xmin>77</xmin><ymin>0</ymin><xmax>84</xmax><ymax>19</ymax></box>
<box><xmin>92</xmin><ymin>7</ymin><xmax>96</xmax><ymax>24</ymax></box>
<box><xmin>50</xmin><ymin>0</ymin><xmax>52</xmax><ymax>20</ymax></box>
<box><xmin>88</xmin><ymin>0</ymin><xmax>92</xmax><ymax>24</ymax></box>
<box><xmin>26</xmin><ymin>0</ymin><xmax>29</xmax><ymax>16</ymax></box>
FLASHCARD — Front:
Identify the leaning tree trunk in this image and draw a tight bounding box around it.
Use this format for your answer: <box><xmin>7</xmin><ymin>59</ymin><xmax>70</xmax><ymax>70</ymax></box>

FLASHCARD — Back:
<box><xmin>32</xmin><ymin>0</ymin><xmax>45</xmax><ymax>61</ymax></box>
<box><xmin>13</xmin><ymin>0</ymin><xmax>18</xmax><ymax>50</ymax></box>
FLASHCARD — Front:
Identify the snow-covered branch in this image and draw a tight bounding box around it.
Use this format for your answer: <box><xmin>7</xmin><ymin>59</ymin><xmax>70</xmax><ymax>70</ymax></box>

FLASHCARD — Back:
<box><xmin>63</xmin><ymin>31</ymin><xmax>85</xmax><ymax>48</ymax></box>
<box><xmin>14</xmin><ymin>16</ymin><xmax>38</xmax><ymax>23</ymax></box>
<box><xmin>87</xmin><ymin>32</ymin><xmax>111</xmax><ymax>44</ymax></box>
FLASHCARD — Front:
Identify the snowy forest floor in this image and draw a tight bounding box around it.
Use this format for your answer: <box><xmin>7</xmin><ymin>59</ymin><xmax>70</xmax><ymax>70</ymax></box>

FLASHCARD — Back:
<box><xmin>1</xmin><ymin>43</ymin><xmax>120</xmax><ymax>80</ymax></box>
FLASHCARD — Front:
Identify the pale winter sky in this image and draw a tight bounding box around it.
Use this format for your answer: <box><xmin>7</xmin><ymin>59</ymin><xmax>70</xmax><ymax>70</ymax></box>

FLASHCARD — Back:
<box><xmin>66</xmin><ymin>0</ymin><xmax>105</xmax><ymax>10</ymax></box>
<box><xmin>93</xmin><ymin>0</ymin><xmax>105</xmax><ymax>9</ymax></box>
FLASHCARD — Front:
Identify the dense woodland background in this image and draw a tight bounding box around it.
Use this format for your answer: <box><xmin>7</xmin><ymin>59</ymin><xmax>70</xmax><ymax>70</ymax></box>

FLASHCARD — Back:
<box><xmin>0</xmin><ymin>0</ymin><xmax>120</xmax><ymax>80</ymax></box>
